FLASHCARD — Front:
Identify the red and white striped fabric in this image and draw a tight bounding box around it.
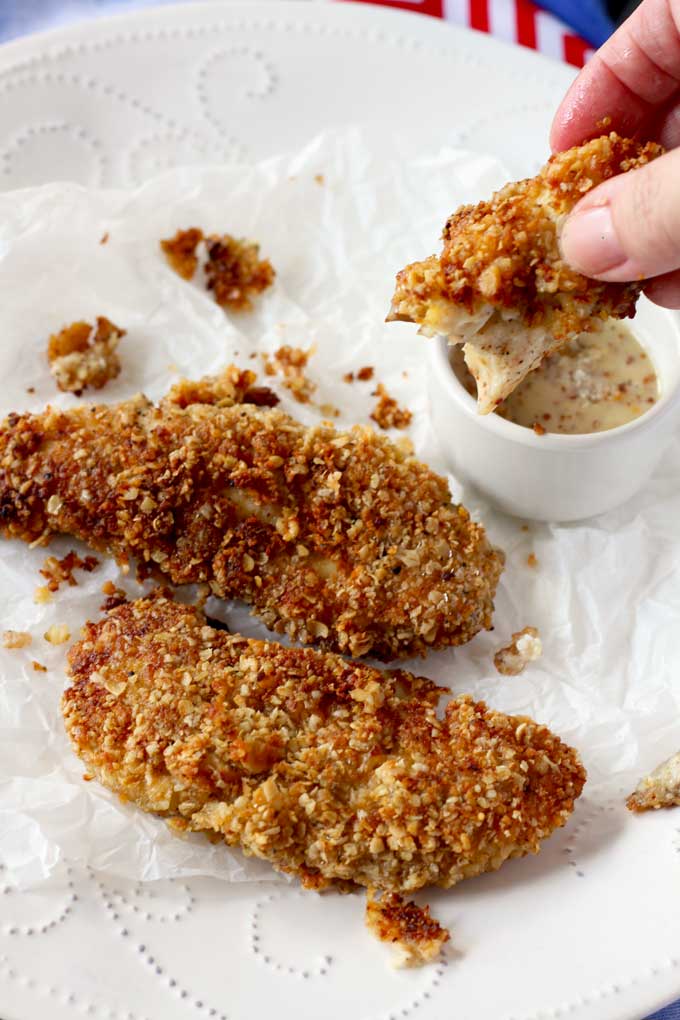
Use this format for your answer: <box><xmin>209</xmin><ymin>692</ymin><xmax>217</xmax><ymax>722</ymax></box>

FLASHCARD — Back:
<box><xmin>343</xmin><ymin>0</ymin><xmax>595</xmax><ymax>66</ymax></box>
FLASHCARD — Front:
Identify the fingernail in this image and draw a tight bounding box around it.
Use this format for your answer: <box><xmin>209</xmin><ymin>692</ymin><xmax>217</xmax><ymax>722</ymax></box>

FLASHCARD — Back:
<box><xmin>561</xmin><ymin>204</ymin><xmax>628</xmax><ymax>277</ymax></box>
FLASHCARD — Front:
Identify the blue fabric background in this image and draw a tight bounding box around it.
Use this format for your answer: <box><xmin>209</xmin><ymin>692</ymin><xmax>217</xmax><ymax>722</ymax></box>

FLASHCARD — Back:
<box><xmin>0</xmin><ymin>1</ymin><xmax>673</xmax><ymax>1018</ymax></box>
<box><xmin>535</xmin><ymin>0</ymin><xmax>615</xmax><ymax>46</ymax></box>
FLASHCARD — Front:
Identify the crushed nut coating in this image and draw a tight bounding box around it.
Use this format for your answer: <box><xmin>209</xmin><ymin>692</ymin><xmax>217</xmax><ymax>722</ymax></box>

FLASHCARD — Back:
<box><xmin>388</xmin><ymin>134</ymin><xmax>662</xmax><ymax>412</ymax></box>
<box><xmin>365</xmin><ymin>891</ymin><xmax>449</xmax><ymax>966</ymax></box>
<box><xmin>0</xmin><ymin>367</ymin><xmax>503</xmax><ymax>660</ymax></box>
<box><xmin>48</xmin><ymin>317</ymin><xmax>125</xmax><ymax>395</ymax></box>
<box><xmin>62</xmin><ymin>592</ymin><xmax>586</xmax><ymax>893</ymax></box>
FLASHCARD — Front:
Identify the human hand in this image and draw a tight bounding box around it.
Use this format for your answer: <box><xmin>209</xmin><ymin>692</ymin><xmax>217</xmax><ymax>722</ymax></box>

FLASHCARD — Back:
<box><xmin>551</xmin><ymin>0</ymin><xmax>680</xmax><ymax>308</ymax></box>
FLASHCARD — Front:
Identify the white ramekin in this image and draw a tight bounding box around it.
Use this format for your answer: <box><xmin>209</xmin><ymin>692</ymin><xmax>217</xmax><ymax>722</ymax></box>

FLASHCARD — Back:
<box><xmin>427</xmin><ymin>299</ymin><xmax>680</xmax><ymax>522</ymax></box>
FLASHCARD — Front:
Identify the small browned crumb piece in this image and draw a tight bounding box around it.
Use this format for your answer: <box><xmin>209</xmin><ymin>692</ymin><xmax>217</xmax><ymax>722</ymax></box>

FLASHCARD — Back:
<box><xmin>494</xmin><ymin>627</ymin><xmax>542</xmax><ymax>676</ymax></box>
<box><xmin>34</xmin><ymin>586</ymin><xmax>53</xmax><ymax>605</ymax></box>
<box><xmin>627</xmin><ymin>752</ymin><xmax>680</xmax><ymax>812</ymax></box>
<box><xmin>99</xmin><ymin>232</ymin><xmax>109</xmax><ymax>245</ymax></box>
<box><xmin>40</xmin><ymin>551</ymin><xmax>99</xmax><ymax>593</ymax></box>
<box><xmin>161</xmin><ymin>228</ymin><xmax>274</xmax><ymax>312</ymax></box>
<box><xmin>0</xmin><ymin>367</ymin><xmax>503</xmax><ymax>660</ymax></box>
<box><xmin>32</xmin><ymin>660</ymin><xmax>47</xmax><ymax>672</ymax></box>
<box><xmin>205</xmin><ymin>235</ymin><xmax>275</xmax><ymax>312</ymax></box>
<box><xmin>265</xmin><ymin>346</ymin><xmax>316</xmax><ymax>404</ymax></box>
<box><xmin>365</xmin><ymin>891</ymin><xmax>449</xmax><ymax>967</ymax></box>
<box><xmin>100</xmin><ymin>580</ymin><xmax>128</xmax><ymax>612</ymax></box>
<box><xmin>527</xmin><ymin>553</ymin><xmax>538</xmax><ymax>568</ymax></box>
<box><xmin>314</xmin><ymin>173</ymin><xmax>325</xmax><ymax>185</ymax></box>
<box><xmin>44</xmin><ymin>624</ymin><xmax>71</xmax><ymax>646</ymax></box>
<box><xmin>63</xmin><ymin>592</ymin><xmax>586</xmax><ymax>897</ymax></box>
<box><xmin>2</xmin><ymin>630</ymin><xmax>31</xmax><ymax>649</ymax></box>
<box><xmin>370</xmin><ymin>383</ymin><xmax>413</xmax><ymax>431</ymax></box>
<box><xmin>160</xmin><ymin>227</ymin><xmax>204</xmax><ymax>280</ymax></box>
<box><xmin>532</xmin><ymin>422</ymin><xmax>546</xmax><ymax>436</ymax></box>
<box><xmin>47</xmin><ymin>317</ymin><xmax>125</xmax><ymax>395</ymax></box>
<box><xmin>344</xmin><ymin>366</ymin><xmax>375</xmax><ymax>384</ymax></box>
<box><xmin>388</xmin><ymin>134</ymin><xmax>663</xmax><ymax>413</ymax></box>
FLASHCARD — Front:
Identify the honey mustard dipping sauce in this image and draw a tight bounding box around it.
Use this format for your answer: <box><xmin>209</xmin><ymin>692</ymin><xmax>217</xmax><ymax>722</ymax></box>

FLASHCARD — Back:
<box><xmin>451</xmin><ymin>319</ymin><xmax>659</xmax><ymax>435</ymax></box>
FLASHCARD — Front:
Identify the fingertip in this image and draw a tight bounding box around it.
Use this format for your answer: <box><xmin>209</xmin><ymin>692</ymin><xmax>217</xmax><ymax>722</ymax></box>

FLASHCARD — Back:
<box><xmin>643</xmin><ymin>271</ymin><xmax>680</xmax><ymax>310</ymax></box>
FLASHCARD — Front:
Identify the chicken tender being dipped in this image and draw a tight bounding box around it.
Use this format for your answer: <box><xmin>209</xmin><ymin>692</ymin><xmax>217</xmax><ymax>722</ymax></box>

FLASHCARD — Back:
<box><xmin>388</xmin><ymin>133</ymin><xmax>662</xmax><ymax>413</ymax></box>
<box><xmin>0</xmin><ymin>368</ymin><xmax>503</xmax><ymax>660</ymax></box>
<box><xmin>63</xmin><ymin>592</ymin><xmax>586</xmax><ymax>903</ymax></box>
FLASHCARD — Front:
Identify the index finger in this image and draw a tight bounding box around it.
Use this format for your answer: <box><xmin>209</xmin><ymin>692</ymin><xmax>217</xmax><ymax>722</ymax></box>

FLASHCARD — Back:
<box><xmin>550</xmin><ymin>0</ymin><xmax>680</xmax><ymax>152</ymax></box>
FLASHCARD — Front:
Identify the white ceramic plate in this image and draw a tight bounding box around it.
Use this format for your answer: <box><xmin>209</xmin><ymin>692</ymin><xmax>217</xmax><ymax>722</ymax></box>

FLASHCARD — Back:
<box><xmin>0</xmin><ymin>6</ymin><xmax>678</xmax><ymax>1020</ymax></box>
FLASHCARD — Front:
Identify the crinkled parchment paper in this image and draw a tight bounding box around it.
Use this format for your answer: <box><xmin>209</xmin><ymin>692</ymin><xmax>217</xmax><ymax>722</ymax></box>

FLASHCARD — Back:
<box><xmin>1</xmin><ymin>130</ymin><xmax>680</xmax><ymax>888</ymax></box>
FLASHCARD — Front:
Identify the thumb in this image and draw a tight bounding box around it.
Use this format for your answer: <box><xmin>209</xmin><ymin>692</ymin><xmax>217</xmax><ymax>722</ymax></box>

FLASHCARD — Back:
<box><xmin>560</xmin><ymin>146</ymin><xmax>680</xmax><ymax>282</ymax></box>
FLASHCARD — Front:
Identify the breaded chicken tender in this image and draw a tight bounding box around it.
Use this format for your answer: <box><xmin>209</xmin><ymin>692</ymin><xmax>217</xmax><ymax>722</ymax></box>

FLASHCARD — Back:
<box><xmin>63</xmin><ymin>592</ymin><xmax>586</xmax><ymax>901</ymax></box>
<box><xmin>0</xmin><ymin>368</ymin><xmax>502</xmax><ymax>660</ymax></box>
<box><xmin>388</xmin><ymin>133</ymin><xmax>662</xmax><ymax>413</ymax></box>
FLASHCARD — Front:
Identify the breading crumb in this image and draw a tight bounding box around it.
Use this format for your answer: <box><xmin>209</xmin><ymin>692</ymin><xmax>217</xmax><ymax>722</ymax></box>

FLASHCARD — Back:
<box><xmin>627</xmin><ymin>751</ymin><xmax>680</xmax><ymax>812</ymax></box>
<box><xmin>32</xmin><ymin>660</ymin><xmax>47</xmax><ymax>672</ymax></box>
<box><xmin>160</xmin><ymin>227</ymin><xmax>203</xmax><ymax>279</ymax></box>
<box><xmin>40</xmin><ymin>551</ymin><xmax>99</xmax><ymax>593</ymax></box>
<box><xmin>48</xmin><ymin>317</ymin><xmax>125</xmax><ymax>395</ymax></box>
<box><xmin>314</xmin><ymin>173</ymin><xmax>325</xmax><ymax>185</ymax></box>
<box><xmin>100</xmin><ymin>581</ymin><xmax>129</xmax><ymax>612</ymax></box>
<box><xmin>343</xmin><ymin>371</ymin><xmax>354</xmax><ymax>383</ymax></box>
<box><xmin>494</xmin><ymin>626</ymin><xmax>542</xmax><ymax>676</ymax></box>
<box><xmin>2</xmin><ymin>630</ymin><xmax>32</xmax><ymax>649</ymax></box>
<box><xmin>99</xmin><ymin>232</ymin><xmax>109</xmax><ymax>245</ymax></box>
<box><xmin>532</xmin><ymin>422</ymin><xmax>547</xmax><ymax>436</ymax></box>
<box><xmin>358</xmin><ymin>366</ymin><xmax>374</xmax><ymax>381</ymax></box>
<box><xmin>370</xmin><ymin>383</ymin><xmax>412</xmax><ymax>430</ymax></box>
<box><xmin>205</xmin><ymin>235</ymin><xmax>275</xmax><ymax>312</ymax></box>
<box><xmin>365</xmin><ymin>890</ymin><xmax>449</xmax><ymax>967</ymax></box>
<box><xmin>44</xmin><ymin>624</ymin><xmax>71</xmax><ymax>646</ymax></box>
<box><xmin>34</xmin><ymin>586</ymin><xmax>53</xmax><ymax>605</ymax></box>
<box><xmin>527</xmin><ymin>553</ymin><xmax>538</xmax><ymax>568</ymax></box>
<box><xmin>161</xmin><ymin>227</ymin><xmax>275</xmax><ymax>311</ymax></box>
<box><xmin>265</xmin><ymin>346</ymin><xmax>317</xmax><ymax>404</ymax></box>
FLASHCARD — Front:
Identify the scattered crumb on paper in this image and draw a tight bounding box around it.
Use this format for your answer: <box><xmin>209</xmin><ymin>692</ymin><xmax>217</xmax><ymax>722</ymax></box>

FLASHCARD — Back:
<box><xmin>627</xmin><ymin>751</ymin><xmax>680</xmax><ymax>812</ymax></box>
<box><xmin>494</xmin><ymin>627</ymin><xmax>542</xmax><ymax>676</ymax></box>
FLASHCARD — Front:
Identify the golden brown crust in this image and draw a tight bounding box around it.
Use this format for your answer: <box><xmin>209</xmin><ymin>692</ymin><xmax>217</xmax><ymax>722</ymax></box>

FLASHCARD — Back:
<box><xmin>0</xmin><ymin>368</ymin><xmax>503</xmax><ymax>660</ymax></box>
<box><xmin>389</xmin><ymin>134</ymin><xmax>663</xmax><ymax>411</ymax></box>
<box><xmin>62</xmin><ymin>592</ymin><xmax>586</xmax><ymax>892</ymax></box>
<box><xmin>365</xmin><ymin>891</ymin><xmax>449</xmax><ymax>966</ymax></box>
<box><xmin>47</xmin><ymin>317</ymin><xmax>125</xmax><ymax>395</ymax></box>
